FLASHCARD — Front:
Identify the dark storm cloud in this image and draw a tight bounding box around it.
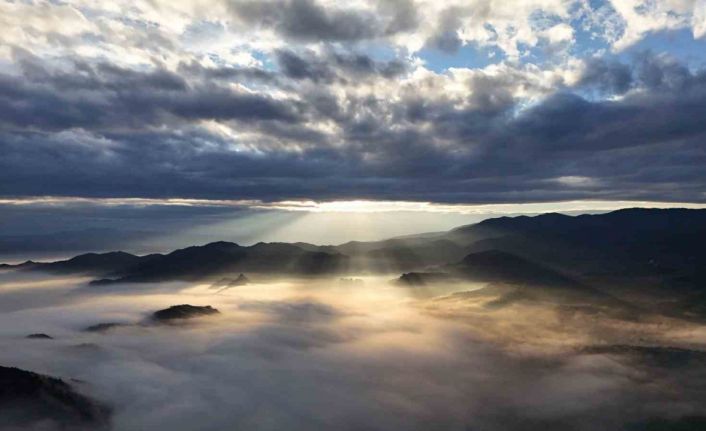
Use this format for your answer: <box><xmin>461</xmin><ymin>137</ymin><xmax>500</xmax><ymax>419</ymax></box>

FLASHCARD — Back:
<box><xmin>276</xmin><ymin>50</ymin><xmax>336</xmax><ymax>82</ymax></box>
<box><xmin>1</xmin><ymin>49</ymin><xmax>706</xmax><ymax>205</ymax></box>
<box><xmin>177</xmin><ymin>61</ymin><xmax>278</xmax><ymax>83</ymax></box>
<box><xmin>577</xmin><ymin>58</ymin><xmax>633</xmax><ymax>94</ymax></box>
<box><xmin>577</xmin><ymin>52</ymin><xmax>699</xmax><ymax>96</ymax></box>
<box><xmin>230</xmin><ymin>0</ymin><xmax>418</xmax><ymax>42</ymax></box>
<box><xmin>276</xmin><ymin>49</ymin><xmax>409</xmax><ymax>82</ymax></box>
<box><xmin>0</xmin><ymin>53</ymin><xmax>300</xmax><ymax>131</ymax></box>
<box><xmin>634</xmin><ymin>52</ymin><xmax>695</xmax><ymax>91</ymax></box>
<box><xmin>386</xmin><ymin>55</ymin><xmax>706</xmax><ymax>203</ymax></box>
<box><xmin>0</xmin><ymin>129</ymin><xmax>347</xmax><ymax>199</ymax></box>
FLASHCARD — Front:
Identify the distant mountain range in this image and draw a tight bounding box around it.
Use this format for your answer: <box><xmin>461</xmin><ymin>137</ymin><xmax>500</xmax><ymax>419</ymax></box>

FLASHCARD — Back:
<box><xmin>3</xmin><ymin>209</ymin><xmax>706</xmax><ymax>301</ymax></box>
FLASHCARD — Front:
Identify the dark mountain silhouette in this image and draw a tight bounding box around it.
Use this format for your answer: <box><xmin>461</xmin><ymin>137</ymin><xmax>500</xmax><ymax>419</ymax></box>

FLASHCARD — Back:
<box><xmin>103</xmin><ymin>241</ymin><xmax>246</xmax><ymax>283</ymax></box>
<box><xmin>90</xmin><ymin>242</ymin><xmax>348</xmax><ymax>284</ymax></box>
<box><xmin>0</xmin><ymin>365</ymin><xmax>110</xmax><ymax>428</ymax></box>
<box><xmin>151</xmin><ymin>304</ymin><xmax>220</xmax><ymax>323</ymax></box>
<box><xmin>447</xmin><ymin>250</ymin><xmax>583</xmax><ymax>288</ymax></box>
<box><xmin>336</xmin><ymin>236</ymin><xmax>467</xmax><ymax>272</ymax></box>
<box><xmin>291</xmin><ymin>242</ymin><xmax>340</xmax><ymax>253</ymax></box>
<box><xmin>400</xmin><ymin>250</ymin><xmax>621</xmax><ymax>308</ymax></box>
<box><xmin>80</xmin><ymin>306</ymin><xmax>220</xmax><ymax>329</ymax></box>
<box><xmin>332</xmin><ymin>209</ymin><xmax>706</xmax><ymax>278</ymax></box>
<box><xmin>25</xmin><ymin>333</ymin><xmax>53</xmax><ymax>340</ymax></box>
<box><xmin>3</xmin><ymin>209</ymin><xmax>706</xmax><ymax>298</ymax></box>
<box><xmin>20</xmin><ymin>251</ymin><xmax>150</xmax><ymax>275</ymax></box>
<box><xmin>385</xmin><ymin>209</ymin><xmax>706</xmax><ymax>309</ymax></box>
<box><xmin>399</xmin><ymin>251</ymin><xmax>585</xmax><ymax>289</ymax></box>
<box><xmin>3</xmin><ymin>242</ymin><xmax>347</xmax><ymax>284</ymax></box>
<box><xmin>1</xmin><ymin>260</ymin><xmax>39</xmax><ymax>271</ymax></box>
<box><xmin>452</xmin><ymin>209</ymin><xmax>706</xmax><ymax>280</ymax></box>
<box><xmin>360</xmin><ymin>239</ymin><xmax>468</xmax><ymax>272</ymax></box>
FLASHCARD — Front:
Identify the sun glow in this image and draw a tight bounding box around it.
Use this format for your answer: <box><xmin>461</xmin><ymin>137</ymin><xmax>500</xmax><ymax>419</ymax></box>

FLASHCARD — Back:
<box><xmin>3</xmin><ymin>196</ymin><xmax>706</xmax><ymax>215</ymax></box>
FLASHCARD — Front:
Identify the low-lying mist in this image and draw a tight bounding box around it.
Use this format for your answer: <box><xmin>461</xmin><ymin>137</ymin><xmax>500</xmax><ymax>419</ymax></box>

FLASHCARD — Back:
<box><xmin>1</xmin><ymin>270</ymin><xmax>706</xmax><ymax>431</ymax></box>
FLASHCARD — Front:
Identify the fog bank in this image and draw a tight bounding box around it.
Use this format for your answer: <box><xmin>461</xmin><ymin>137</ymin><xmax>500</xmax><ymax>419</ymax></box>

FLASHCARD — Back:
<box><xmin>1</xmin><ymin>272</ymin><xmax>706</xmax><ymax>430</ymax></box>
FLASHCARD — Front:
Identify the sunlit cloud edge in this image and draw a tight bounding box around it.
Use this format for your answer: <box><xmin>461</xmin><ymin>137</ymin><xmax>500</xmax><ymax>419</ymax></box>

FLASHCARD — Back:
<box><xmin>2</xmin><ymin>196</ymin><xmax>706</xmax><ymax>215</ymax></box>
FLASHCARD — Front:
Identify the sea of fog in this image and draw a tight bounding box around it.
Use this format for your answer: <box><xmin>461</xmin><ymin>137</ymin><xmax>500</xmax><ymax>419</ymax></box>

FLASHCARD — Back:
<box><xmin>1</xmin><ymin>271</ymin><xmax>706</xmax><ymax>430</ymax></box>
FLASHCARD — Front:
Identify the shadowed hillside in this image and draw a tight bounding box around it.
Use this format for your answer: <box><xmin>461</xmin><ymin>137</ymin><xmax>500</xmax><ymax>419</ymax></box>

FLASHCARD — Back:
<box><xmin>0</xmin><ymin>366</ymin><xmax>110</xmax><ymax>428</ymax></box>
<box><xmin>3</xmin><ymin>209</ymin><xmax>706</xmax><ymax>305</ymax></box>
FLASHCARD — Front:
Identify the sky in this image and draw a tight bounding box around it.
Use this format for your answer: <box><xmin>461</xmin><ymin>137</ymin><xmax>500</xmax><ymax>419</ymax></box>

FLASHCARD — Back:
<box><xmin>2</xmin><ymin>0</ymin><xmax>706</xmax><ymax>257</ymax></box>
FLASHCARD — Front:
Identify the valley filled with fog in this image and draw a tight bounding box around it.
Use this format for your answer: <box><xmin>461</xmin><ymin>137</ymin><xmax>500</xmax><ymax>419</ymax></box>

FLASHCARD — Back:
<box><xmin>5</xmin><ymin>0</ymin><xmax>706</xmax><ymax>428</ymax></box>
<box><xmin>3</xmin><ymin>267</ymin><xmax>706</xmax><ymax>431</ymax></box>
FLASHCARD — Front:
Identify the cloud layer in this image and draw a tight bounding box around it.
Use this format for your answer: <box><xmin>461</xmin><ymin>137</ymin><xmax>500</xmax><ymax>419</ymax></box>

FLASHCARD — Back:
<box><xmin>1</xmin><ymin>0</ymin><xmax>705</xmax><ymax>204</ymax></box>
<box><xmin>2</xmin><ymin>274</ymin><xmax>706</xmax><ymax>430</ymax></box>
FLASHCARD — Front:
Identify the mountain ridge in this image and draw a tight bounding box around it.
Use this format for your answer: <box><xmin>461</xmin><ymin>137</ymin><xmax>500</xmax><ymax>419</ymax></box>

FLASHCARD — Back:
<box><xmin>3</xmin><ymin>208</ymin><xmax>706</xmax><ymax>294</ymax></box>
